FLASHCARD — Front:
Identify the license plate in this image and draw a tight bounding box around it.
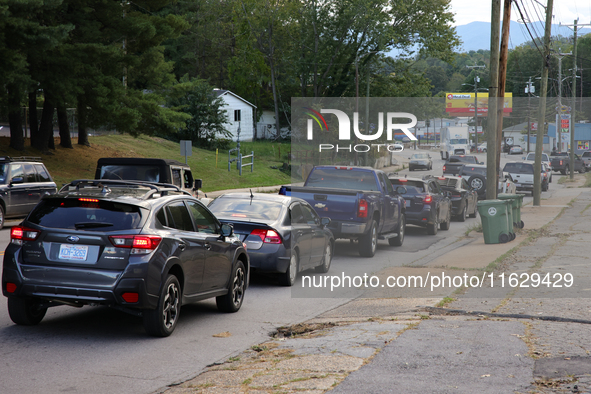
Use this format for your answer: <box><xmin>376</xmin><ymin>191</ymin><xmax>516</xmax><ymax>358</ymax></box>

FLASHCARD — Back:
<box><xmin>514</xmin><ymin>183</ymin><xmax>521</xmax><ymax>187</ymax></box>
<box><xmin>405</xmin><ymin>200</ymin><xmax>411</xmax><ymax>207</ymax></box>
<box><xmin>59</xmin><ymin>244</ymin><xmax>89</xmax><ymax>261</ymax></box>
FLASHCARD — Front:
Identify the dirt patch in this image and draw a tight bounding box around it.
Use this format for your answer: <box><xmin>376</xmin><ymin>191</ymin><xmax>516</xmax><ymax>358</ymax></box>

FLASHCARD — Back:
<box><xmin>272</xmin><ymin>322</ymin><xmax>337</xmax><ymax>339</ymax></box>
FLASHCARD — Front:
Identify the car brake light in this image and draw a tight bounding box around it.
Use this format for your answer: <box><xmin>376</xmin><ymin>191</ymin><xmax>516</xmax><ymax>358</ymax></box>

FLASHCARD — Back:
<box><xmin>10</xmin><ymin>226</ymin><xmax>40</xmax><ymax>245</ymax></box>
<box><xmin>452</xmin><ymin>194</ymin><xmax>461</xmax><ymax>198</ymax></box>
<box><xmin>559</xmin><ymin>160</ymin><xmax>563</xmax><ymax>165</ymax></box>
<box><xmin>335</xmin><ymin>166</ymin><xmax>352</xmax><ymax>170</ymax></box>
<box><xmin>424</xmin><ymin>195</ymin><xmax>433</xmax><ymax>203</ymax></box>
<box><xmin>250</xmin><ymin>229</ymin><xmax>282</xmax><ymax>244</ymax></box>
<box><xmin>5</xmin><ymin>282</ymin><xmax>17</xmax><ymax>293</ymax></box>
<box><xmin>443</xmin><ymin>165</ymin><xmax>446</xmax><ymax>172</ymax></box>
<box><xmin>109</xmin><ymin>235</ymin><xmax>162</xmax><ymax>254</ymax></box>
<box><xmin>358</xmin><ymin>199</ymin><xmax>368</xmax><ymax>218</ymax></box>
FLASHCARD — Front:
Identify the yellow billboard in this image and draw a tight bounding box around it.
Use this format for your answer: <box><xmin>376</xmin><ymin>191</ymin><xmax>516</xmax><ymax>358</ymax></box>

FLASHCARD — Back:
<box><xmin>445</xmin><ymin>92</ymin><xmax>512</xmax><ymax>116</ymax></box>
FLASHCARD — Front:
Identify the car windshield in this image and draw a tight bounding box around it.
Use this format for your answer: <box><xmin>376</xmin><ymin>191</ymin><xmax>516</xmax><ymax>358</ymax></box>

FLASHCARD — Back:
<box><xmin>99</xmin><ymin>165</ymin><xmax>162</xmax><ymax>182</ymax></box>
<box><xmin>503</xmin><ymin>163</ymin><xmax>534</xmax><ymax>174</ymax></box>
<box><xmin>450</xmin><ymin>138</ymin><xmax>468</xmax><ymax>144</ymax></box>
<box><xmin>389</xmin><ymin>179</ymin><xmax>425</xmax><ymax>195</ymax></box>
<box><xmin>0</xmin><ymin>163</ymin><xmax>7</xmax><ymax>184</ymax></box>
<box><xmin>27</xmin><ymin>198</ymin><xmax>146</xmax><ymax>231</ymax></box>
<box><xmin>411</xmin><ymin>153</ymin><xmax>428</xmax><ymax>160</ymax></box>
<box><xmin>306</xmin><ymin>168</ymin><xmax>379</xmax><ymax>191</ymax></box>
<box><xmin>209</xmin><ymin>199</ymin><xmax>283</xmax><ymax>221</ymax></box>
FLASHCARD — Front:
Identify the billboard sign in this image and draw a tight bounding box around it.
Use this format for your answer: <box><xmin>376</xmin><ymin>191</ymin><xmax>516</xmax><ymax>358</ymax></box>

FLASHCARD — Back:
<box><xmin>445</xmin><ymin>93</ymin><xmax>513</xmax><ymax>116</ymax></box>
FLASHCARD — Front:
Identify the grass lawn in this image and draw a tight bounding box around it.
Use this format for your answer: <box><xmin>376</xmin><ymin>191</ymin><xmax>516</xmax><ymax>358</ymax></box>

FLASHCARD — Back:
<box><xmin>0</xmin><ymin>135</ymin><xmax>291</xmax><ymax>192</ymax></box>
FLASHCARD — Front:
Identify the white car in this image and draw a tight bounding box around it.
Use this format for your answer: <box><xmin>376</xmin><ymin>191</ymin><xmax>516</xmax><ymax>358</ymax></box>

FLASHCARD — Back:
<box><xmin>509</xmin><ymin>146</ymin><xmax>523</xmax><ymax>155</ymax></box>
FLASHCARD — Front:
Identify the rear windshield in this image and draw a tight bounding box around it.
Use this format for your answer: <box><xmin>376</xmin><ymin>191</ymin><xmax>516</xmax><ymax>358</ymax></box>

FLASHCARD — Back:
<box><xmin>209</xmin><ymin>199</ymin><xmax>283</xmax><ymax>221</ymax></box>
<box><xmin>389</xmin><ymin>179</ymin><xmax>425</xmax><ymax>195</ymax></box>
<box><xmin>306</xmin><ymin>168</ymin><xmax>378</xmax><ymax>191</ymax></box>
<box><xmin>436</xmin><ymin>178</ymin><xmax>458</xmax><ymax>188</ymax></box>
<box><xmin>583</xmin><ymin>152</ymin><xmax>591</xmax><ymax>158</ymax></box>
<box><xmin>503</xmin><ymin>163</ymin><xmax>534</xmax><ymax>174</ymax></box>
<box><xmin>449</xmin><ymin>156</ymin><xmax>475</xmax><ymax>163</ymax></box>
<box><xmin>27</xmin><ymin>198</ymin><xmax>146</xmax><ymax>231</ymax></box>
<box><xmin>99</xmin><ymin>165</ymin><xmax>161</xmax><ymax>182</ymax></box>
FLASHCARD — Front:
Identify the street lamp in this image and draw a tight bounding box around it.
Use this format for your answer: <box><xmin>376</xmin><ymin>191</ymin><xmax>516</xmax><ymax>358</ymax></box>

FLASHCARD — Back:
<box><xmin>355</xmin><ymin>51</ymin><xmax>378</xmax><ymax>113</ymax></box>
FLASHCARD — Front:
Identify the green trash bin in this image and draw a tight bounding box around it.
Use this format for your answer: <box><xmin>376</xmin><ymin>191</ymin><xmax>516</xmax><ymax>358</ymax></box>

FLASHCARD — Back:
<box><xmin>477</xmin><ymin>200</ymin><xmax>512</xmax><ymax>244</ymax></box>
<box><xmin>498</xmin><ymin>193</ymin><xmax>525</xmax><ymax>229</ymax></box>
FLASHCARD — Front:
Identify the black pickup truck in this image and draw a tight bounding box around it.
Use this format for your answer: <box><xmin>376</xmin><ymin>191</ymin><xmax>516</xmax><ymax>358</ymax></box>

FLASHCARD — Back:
<box><xmin>443</xmin><ymin>155</ymin><xmax>483</xmax><ymax>176</ymax></box>
<box><xmin>279</xmin><ymin>166</ymin><xmax>407</xmax><ymax>257</ymax></box>
<box><xmin>549</xmin><ymin>152</ymin><xmax>585</xmax><ymax>175</ymax></box>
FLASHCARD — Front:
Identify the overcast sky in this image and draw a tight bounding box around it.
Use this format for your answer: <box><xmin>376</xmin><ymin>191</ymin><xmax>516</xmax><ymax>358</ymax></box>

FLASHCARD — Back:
<box><xmin>450</xmin><ymin>0</ymin><xmax>591</xmax><ymax>27</ymax></box>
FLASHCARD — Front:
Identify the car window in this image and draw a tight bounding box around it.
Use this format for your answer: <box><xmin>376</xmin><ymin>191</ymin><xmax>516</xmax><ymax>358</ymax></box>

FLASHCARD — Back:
<box><xmin>428</xmin><ymin>181</ymin><xmax>440</xmax><ymax>194</ymax></box>
<box><xmin>166</xmin><ymin>201</ymin><xmax>195</xmax><ymax>231</ymax></box>
<box><xmin>10</xmin><ymin>163</ymin><xmax>24</xmax><ymax>181</ymax></box>
<box><xmin>462</xmin><ymin>179</ymin><xmax>471</xmax><ymax>190</ymax></box>
<box><xmin>209</xmin><ymin>198</ymin><xmax>283</xmax><ymax>221</ymax></box>
<box><xmin>0</xmin><ymin>163</ymin><xmax>7</xmax><ymax>184</ymax></box>
<box><xmin>389</xmin><ymin>179</ymin><xmax>425</xmax><ymax>195</ymax></box>
<box><xmin>187</xmin><ymin>201</ymin><xmax>218</xmax><ymax>234</ymax></box>
<box><xmin>183</xmin><ymin>170</ymin><xmax>193</xmax><ymax>189</ymax></box>
<box><xmin>383</xmin><ymin>176</ymin><xmax>395</xmax><ymax>195</ymax></box>
<box><xmin>503</xmin><ymin>163</ymin><xmax>533</xmax><ymax>174</ymax></box>
<box><xmin>156</xmin><ymin>207</ymin><xmax>168</xmax><ymax>227</ymax></box>
<box><xmin>27</xmin><ymin>199</ymin><xmax>144</xmax><ymax>231</ymax></box>
<box><xmin>306</xmin><ymin>168</ymin><xmax>378</xmax><ymax>191</ymax></box>
<box><xmin>300</xmin><ymin>204</ymin><xmax>319</xmax><ymax>225</ymax></box>
<box><xmin>171</xmin><ymin>168</ymin><xmax>182</xmax><ymax>187</ymax></box>
<box><xmin>436</xmin><ymin>178</ymin><xmax>457</xmax><ymax>188</ymax></box>
<box><xmin>290</xmin><ymin>203</ymin><xmax>306</xmax><ymax>224</ymax></box>
<box><xmin>24</xmin><ymin>164</ymin><xmax>36</xmax><ymax>183</ymax></box>
<box><xmin>34</xmin><ymin>164</ymin><xmax>52</xmax><ymax>182</ymax></box>
<box><xmin>583</xmin><ymin>152</ymin><xmax>591</xmax><ymax>158</ymax></box>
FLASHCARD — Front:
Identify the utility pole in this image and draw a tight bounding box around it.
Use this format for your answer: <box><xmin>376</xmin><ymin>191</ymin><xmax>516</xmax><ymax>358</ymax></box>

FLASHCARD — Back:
<box><xmin>526</xmin><ymin>77</ymin><xmax>534</xmax><ymax>153</ymax></box>
<box><xmin>466</xmin><ymin>66</ymin><xmax>485</xmax><ymax>147</ymax></box>
<box><xmin>554</xmin><ymin>53</ymin><xmax>571</xmax><ymax>152</ymax></box>
<box><xmin>534</xmin><ymin>0</ymin><xmax>554</xmax><ymax>206</ymax></box>
<box><xmin>562</xmin><ymin>20</ymin><xmax>591</xmax><ymax>180</ymax></box>
<box><xmin>496</xmin><ymin>0</ymin><xmax>511</xmax><ymax>188</ymax></box>
<box><xmin>486</xmin><ymin>0</ymin><xmax>501</xmax><ymax>200</ymax></box>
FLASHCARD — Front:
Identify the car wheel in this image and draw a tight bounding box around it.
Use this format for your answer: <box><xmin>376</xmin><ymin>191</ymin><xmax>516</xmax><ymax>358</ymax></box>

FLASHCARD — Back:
<box><xmin>389</xmin><ymin>214</ymin><xmax>405</xmax><ymax>246</ymax></box>
<box><xmin>359</xmin><ymin>220</ymin><xmax>378</xmax><ymax>257</ymax></box>
<box><xmin>562</xmin><ymin>165</ymin><xmax>569</xmax><ymax>175</ymax></box>
<box><xmin>143</xmin><ymin>274</ymin><xmax>181</xmax><ymax>337</ymax></box>
<box><xmin>542</xmin><ymin>182</ymin><xmax>548</xmax><ymax>192</ymax></box>
<box><xmin>217</xmin><ymin>260</ymin><xmax>247</xmax><ymax>310</ymax></box>
<box><xmin>316</xmin><ymin>243</ymin><xmax>333</xmax><ymax>273</ymax></box>
<box><xmin>580</xmin><ymin>166</ymin><xmax>586</xmax><ymax>174</ymax></box>
<box><xmin>426</xmin><ymin>216</ymin><xmax>438</xmax><ymax>235</ymax></box>
<box><xmin>440</xmin><ymin>208</ymin><xmax>451</xmax><ymax>230</ymax></box>
<box><xmin>458</xmin><ymin>203</ymin><xmax>467</xmax><ymax>222</ymax></box>
<box><xmin>0</xmin><ymin>204</ymin><xmax>4</xmax><ymax>230</ymax></box>
<box><xmin>7</xmin><ymin>297</ymin><xmax>47</xmax><ymax>326</ymax></box>
<box><xmin>409</xmin><ymin>167</ymin><xmax>414</xmax><ymax>171</ymax></box>
<box><xmin>468</xmin><ymin>175</ymin><xmax>486</xmax><ymax>197</ymax></box>
<box><xmin>279</xmin><ymin>252</ymin><xmax>298</xmax><ymax>286</ymax></box>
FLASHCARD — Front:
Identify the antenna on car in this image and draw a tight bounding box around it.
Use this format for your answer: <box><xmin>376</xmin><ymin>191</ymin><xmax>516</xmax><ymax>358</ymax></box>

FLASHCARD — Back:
<box><xmin>250</xmin><ymin>189</ymin><xmax>254</xmax><ymax>205</ymax></box>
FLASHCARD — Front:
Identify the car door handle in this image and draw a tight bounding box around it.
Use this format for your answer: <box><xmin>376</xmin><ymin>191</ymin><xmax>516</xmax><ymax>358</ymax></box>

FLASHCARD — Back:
<box><xmin>204</xmin><ymin>242</ymin><xmax>212</xmax><ymax>250</ymax></box>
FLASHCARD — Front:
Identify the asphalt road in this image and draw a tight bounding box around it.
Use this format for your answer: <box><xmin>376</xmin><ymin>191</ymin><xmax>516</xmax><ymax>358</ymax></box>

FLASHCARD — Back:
<box><xmin>0</xmin><ymin>149</ymin><xmax>537</xmax><ymax>394</ymax></box>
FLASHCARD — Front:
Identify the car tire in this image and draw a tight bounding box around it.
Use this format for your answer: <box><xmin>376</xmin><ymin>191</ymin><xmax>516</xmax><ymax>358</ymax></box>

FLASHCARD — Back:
<box><xmin>389</xmin><ymin>215</ymin><xmax>405</xmax><ymax>246</ymax></box>
<box><xmin>409</xmin><ymin>167</ymin><xmax>414</xmax><ymax>171</ymax></box>
<box><xmin>468</xmin><ymin>175</ymin><xmax>486</xmax><ymax>197</ymax></box>
<box><xmin>217</xmin><ymin>260</ymin><xmax>247</xmax><ymax>310</ymax></box>
<box><xmin>359</xmin><ymin>220</ymin><xmax>378</xmax><ymax>257</ymax></box>
<box><xmin>562</xmin><ymin>165</ymin><xmax>569</xmax><ymax>175</ymax></box>
<box><xmin>279</xmin><ymin>252</ymin><xmax>298</xmax><ymax>286</ymax></box>
<box><xmin>542</xmin><ymin>182</ymin><xmax>548</xmax><ymax>192</ymax></box>
<box><xmin>0</xmin><ymin>204</ymin><xmax>4</xmax><ymax>230</ymax></box>
<box><xmin>580</xmin><ymin>166</ymin><xmax>586</xmax><ymax>174</ymax></box>
<box><xmin>316</xmin><ymin>243</ymin><xmax>333</xmax><ymax>273</ymax></box>
<box><xmin>143</xmin><ymin>274</ymin><xmax>181</xmax><ymax>337</ymax></box>
<box><xmin>426</xmin><ymin>217</ymin><xmax>438</xmax><ymax>235</ymax></box>
<box><xmin>7</xmin><ymin>296</ymin><xmax>47</xmax><ymax>326</ymax></box>
<box><xmin>440</xmin><ymin>208</ymin><xmax>451</xmax><ymax>230</ymax></box>
<box><xmin>458</xmin><ymin>203</ymin><xmax>467</xmax><ymax>222</ymax></box>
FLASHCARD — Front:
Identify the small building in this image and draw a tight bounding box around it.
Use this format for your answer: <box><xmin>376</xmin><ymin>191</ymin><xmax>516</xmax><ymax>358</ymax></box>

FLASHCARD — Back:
<box><xmin>548</xmin><ymin>122</ymin><xmax>591</xmax><ymax>154</ymax></box>
<box><xmin>213</xmin><ymin>90</ymin><xmax>256</xmax><ymax>142</ymax></box>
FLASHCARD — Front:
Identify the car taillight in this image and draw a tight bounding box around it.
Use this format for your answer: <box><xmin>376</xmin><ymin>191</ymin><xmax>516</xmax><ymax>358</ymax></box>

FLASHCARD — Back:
<box><xmin>109</xmin><ymin>235</ymin><xmax>162</xmax><ymax>254</ymax></box>
<box><xmin>5</xmin><ymin>282</ymin><xmax>17</xmax><ymax>293</ymax></box>
<box><xmin>443</xmin><ymin>165</ymin><xmax>446</xmax><ymax>172</ymax></box>
<box><xmin>452</xmin><ymin>194</ymin><xmax>461</xmax><ymax>198</ymax></box>
<box><xmin>424</xmin><ymin>195</ymin><xmax>433</xmax><ymax>203</ymax></box>
<box><xmin>559</xmin><ymin>160</ymin><xmax>563</xmax><ymax>165</ymax></box>
<box><xmin>10</xmin><ymin>226</ymin><xmax>40</xmax><ymax>245</ymax></box>
<box><xmin>358</xmin><ymin>199</ymin><xmax>368</xmax><ymax>218</ymax></box>
<box><xmin>250</xmin><ymin>229</ymin><xmax>282</xmax><ymax>244</ymax></box>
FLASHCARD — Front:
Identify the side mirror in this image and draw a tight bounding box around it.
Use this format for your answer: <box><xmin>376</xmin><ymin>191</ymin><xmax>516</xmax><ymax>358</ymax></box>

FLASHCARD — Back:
<box><xmin>220</xmin><ymin>223</ymin><xmax>233</xmax><ymax>237</ymax></box>
<box><xmin>10</xmin><ymin>176</ymin><xmax>24</xmax><ymax>185</ymax></box>
<box><xmin>396</xmin><ymin>186</ymin><xmax>407</xmax><ymax>195</ymax></box>
<box><xmin>320</xmin><ymin>217</ymin><xmax>331</xmax><ymax>227</ymax></box>
<box><xmin>194</xmin><ymin>179</ymin><xmax>203</xmax><ymax>190</ymax></box>
<box><xmin>479</xmin><ymin>162</ymin><xmax>484</xmax><ymax>165</ymax></box>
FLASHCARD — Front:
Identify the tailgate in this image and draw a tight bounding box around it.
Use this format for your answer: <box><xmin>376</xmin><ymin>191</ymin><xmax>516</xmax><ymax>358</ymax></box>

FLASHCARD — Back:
<box><xmin>290</xmin><ymin>187</ymin><xmax>373</xmax><ymax>223</ymax></box>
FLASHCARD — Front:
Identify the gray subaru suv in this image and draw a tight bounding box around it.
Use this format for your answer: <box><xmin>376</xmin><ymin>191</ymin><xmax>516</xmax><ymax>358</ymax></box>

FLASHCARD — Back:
<box><xmin>2</xmin><ymin>179</ymin><xmax>249</xmax><ymax>337</ymax></box>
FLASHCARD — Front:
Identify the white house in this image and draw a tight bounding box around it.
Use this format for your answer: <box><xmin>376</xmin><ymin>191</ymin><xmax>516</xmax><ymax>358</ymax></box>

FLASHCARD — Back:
<box><xmin>213</xmin><ymin>89</ymin><xmax>256</xmax><ymax>142</ymax></box>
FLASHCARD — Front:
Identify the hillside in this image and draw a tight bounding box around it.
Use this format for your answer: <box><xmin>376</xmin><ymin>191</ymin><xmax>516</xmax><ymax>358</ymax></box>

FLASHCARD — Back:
<box><xmin>0</xmin><ymin>135</ymin><xmax>291</xmax><ymax>192</ymax></box>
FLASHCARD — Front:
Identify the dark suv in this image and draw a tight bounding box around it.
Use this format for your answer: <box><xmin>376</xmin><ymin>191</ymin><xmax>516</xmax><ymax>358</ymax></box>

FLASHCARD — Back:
<box><xmin>388</xmin><ymin>175</ymin><xmax>452</xmax><ymax>235</ymax></box>
<box><xmin>2</xmin><ymin>180</ymin><xmax>249</xmax><ymax>337</ymax></box>
<box><xmin>0</xmin><ymin>156</ymin><xmax>57</xmax><ymax>229</ymax></box>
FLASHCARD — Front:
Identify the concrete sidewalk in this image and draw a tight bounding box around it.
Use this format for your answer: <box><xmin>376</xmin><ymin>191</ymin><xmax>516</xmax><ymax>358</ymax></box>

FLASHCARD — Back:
<box><xmin>159</xmin><ymin>175</ymin><xmax>591</xmax><ymax>394</ymax></box>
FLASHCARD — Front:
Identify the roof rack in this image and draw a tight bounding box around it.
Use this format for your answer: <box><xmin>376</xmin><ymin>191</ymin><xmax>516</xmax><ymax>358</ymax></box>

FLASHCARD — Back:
<box><xmin>0</xmin><ymin>156</ymin><xmax>43</xmax><ymax>163</ymax></box>
<box><xmin>59</xmin><ymin>179</ymin><xmax>192</xmax><ymax>200</ymax></box>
